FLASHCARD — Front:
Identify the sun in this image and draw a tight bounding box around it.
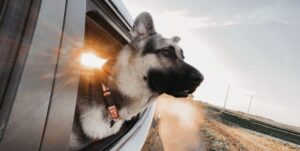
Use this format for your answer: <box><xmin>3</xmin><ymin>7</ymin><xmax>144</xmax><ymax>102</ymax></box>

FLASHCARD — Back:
<box><xmin>80</xmin><ymin>52</ymin><xmax>106</xmax><ymax>69</ymax></box>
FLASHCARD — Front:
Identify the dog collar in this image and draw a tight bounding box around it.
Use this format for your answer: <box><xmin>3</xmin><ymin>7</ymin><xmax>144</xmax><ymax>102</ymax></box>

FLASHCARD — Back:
<box><xmin>101</xmin><ymin>83</ymin><xmax>120</xmax><ymax>127</ymax></box>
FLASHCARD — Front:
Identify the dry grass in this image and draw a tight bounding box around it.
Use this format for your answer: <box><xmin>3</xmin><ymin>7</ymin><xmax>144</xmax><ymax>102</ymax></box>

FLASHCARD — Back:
<box><xmin>202</xmin><ymin>119</ymin><xmax>300</xmax><ymax>151</ymax></box>
<box><xmin>142</xmin><ymin>98</ymin><xmax>300</xmax><ymax>151</ymax></box>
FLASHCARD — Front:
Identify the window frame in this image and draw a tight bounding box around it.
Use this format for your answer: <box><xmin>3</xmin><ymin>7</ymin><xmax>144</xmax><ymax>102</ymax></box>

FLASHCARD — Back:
<box><xmin>39</xmin><ymin>0</ymin><xmax>86</xmax><ymax>150</ymax></box>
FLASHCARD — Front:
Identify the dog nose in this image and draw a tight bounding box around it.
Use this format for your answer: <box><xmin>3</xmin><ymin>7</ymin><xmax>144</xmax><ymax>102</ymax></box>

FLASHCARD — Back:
<box><xmin>190</xmin><ymin>71</ymin><xmax>204</xmax><ymax>86</ymax></box>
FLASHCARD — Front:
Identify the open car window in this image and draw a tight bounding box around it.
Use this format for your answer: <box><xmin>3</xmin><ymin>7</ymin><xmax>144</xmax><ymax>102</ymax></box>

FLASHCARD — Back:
<box><xmin>73</xmin><ymin>6</ymin><xmax>137</xmax><ymax>150</ymax></box>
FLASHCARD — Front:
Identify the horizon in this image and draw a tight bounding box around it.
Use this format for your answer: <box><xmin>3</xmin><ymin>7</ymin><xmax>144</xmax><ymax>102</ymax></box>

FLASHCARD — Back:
<box><xmin>123</xmin><ymin>0</ymin><xmax>300</xmax><ymax>127</ymax></box>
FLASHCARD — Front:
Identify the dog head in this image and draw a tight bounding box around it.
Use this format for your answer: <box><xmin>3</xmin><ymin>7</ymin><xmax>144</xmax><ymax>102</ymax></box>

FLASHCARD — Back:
<box><xmin>129</xmin><ymin>12</ymin><xmax>204</xmax><ymax>98</ymax></box>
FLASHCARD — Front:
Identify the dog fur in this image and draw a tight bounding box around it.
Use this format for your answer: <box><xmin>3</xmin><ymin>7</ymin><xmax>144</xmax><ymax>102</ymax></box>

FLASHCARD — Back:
<box><xmin>69</xmin><ymin>12</ymin><xmax>203</xmax><ymax>150</ymax></box>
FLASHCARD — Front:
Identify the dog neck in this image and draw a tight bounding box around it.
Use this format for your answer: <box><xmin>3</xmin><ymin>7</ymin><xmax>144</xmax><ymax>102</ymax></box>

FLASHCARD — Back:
<box><xmin>105</xmin><ymin>45</ymin><xmax>158</xmax><ymax>120</ymax></box>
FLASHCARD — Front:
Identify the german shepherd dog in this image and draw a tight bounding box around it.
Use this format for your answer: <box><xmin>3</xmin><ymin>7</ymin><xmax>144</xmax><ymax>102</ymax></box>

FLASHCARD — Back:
<box><xmin>69</xmin><ymin>12</ymin><xmax>204</xmax><ymax>150</ymax></box>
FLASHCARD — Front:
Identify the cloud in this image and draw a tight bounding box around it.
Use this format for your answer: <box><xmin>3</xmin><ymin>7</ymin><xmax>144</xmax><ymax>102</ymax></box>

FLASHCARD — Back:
<box><xmin>123</xmin><ymin>0</ymin><xmax>300</xmax><ymax>126</ymax></box>
<box><xmin>125</xmin><ymin>0</ymin><xmax>300</xmax><ymax>26</ymax></box>
<box><xmin>194</xmin><ymin>22</ymin><xmax>300</xmax><ymax>98</ymax></box>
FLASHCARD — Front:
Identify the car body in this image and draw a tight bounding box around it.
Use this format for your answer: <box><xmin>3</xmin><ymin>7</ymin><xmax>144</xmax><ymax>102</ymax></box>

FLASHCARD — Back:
<box><xmin>0</xmin><ymin>0</ymin><xmax>153</xmax><ymax>150</ymax></box>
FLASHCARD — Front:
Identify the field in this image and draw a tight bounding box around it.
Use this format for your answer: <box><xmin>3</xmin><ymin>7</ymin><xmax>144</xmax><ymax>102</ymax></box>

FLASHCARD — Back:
<box><xmin>142</xmin><ymin>96</ymin><xmax>300</xmax><ymax>151</ymax></box>
<box><xmin>201</xmin><ymin>119</ymin><xmax>299</xmax><ymax>151</ymax></box>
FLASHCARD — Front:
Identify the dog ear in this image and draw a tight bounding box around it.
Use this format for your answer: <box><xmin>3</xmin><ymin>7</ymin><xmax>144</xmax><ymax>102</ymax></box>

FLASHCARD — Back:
<box><xmin>130</xmin><ymin>12</ymin><xmax>156</xmax><ymax>40</ymax></box>
<box><xmin>171</xmin><ymin>36</ymin><xmax>181</xmax><ymax>43</ymax></box>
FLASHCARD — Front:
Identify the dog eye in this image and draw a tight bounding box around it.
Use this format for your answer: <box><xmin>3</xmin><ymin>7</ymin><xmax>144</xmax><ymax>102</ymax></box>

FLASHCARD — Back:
<box><xmin>161</xmin><ymin>48</ymin><xmax>171</xmax><ymax>57</ymax></box>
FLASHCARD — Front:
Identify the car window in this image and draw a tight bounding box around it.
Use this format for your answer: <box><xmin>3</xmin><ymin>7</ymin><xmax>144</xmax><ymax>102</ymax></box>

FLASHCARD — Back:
<box><xmin>84</xmin><ymin>16</ymin><xmax>123</xmax><ymax>58</ymax></box>
<box><xmin>69</xmin><ymin>14</ymin><xmax>127</xmax><ymax>150</ymax></box>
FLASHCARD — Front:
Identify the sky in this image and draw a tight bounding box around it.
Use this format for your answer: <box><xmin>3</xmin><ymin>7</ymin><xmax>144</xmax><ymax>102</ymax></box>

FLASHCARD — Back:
<box><xmin>122</xmin><ymin>0</ymin><xmax>300</xmax><ymax>126</ymax></box>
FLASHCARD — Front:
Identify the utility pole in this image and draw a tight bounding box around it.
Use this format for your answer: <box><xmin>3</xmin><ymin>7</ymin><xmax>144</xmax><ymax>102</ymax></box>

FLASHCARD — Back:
<box><xmin>247</xmin><ymin>95</ymin><xmax>254</xmax><ymax>114</ymax></box>
<box><xmin>223</xmin><ymin>85</ymin><xmax>230</xmax><ymax>109</ymax></box>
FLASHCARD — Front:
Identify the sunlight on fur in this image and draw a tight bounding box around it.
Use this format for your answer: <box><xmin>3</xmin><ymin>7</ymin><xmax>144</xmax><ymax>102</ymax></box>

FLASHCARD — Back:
<box><xmin>155</xmin><ymin>95</ymin><xmax>206</xmax><ymax>151</ymax></box>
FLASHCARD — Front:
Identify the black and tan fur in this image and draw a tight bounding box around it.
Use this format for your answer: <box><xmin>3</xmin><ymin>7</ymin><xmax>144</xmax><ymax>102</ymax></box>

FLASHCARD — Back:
<box><xmin>69</xmin><ymin>12</ymin><xmax>204</xmax><ymax>150</ymax></box>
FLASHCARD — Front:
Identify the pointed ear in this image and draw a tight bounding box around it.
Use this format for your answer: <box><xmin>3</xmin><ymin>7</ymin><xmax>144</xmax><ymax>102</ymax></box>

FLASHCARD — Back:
<box><xmin>171</xmin><ymin>36</ymin><xmax>181</xmax><ymax>43</ymax></box>
<box><xmin>130</xmin><ymin>12</ymin><xmax>156</xmax><ymax>40</ymax></box>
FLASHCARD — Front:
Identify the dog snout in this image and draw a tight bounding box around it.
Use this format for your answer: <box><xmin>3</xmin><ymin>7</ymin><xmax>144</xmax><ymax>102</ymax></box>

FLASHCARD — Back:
<box><xmin>183</xmin><ymin>62</ymin><xmax>204</xmax><ymax>87</ymax></box>
<box><xmin>190</xmin><ymin>70</ymin><xmax>204</xmax><ymax>86</ymax></box>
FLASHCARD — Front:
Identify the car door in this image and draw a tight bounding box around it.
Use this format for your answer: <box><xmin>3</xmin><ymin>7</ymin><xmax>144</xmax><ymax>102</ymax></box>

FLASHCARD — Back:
<box><xmin>0</xmin><ymin>0</ymin><xmax>140</xmax><ymax>150</ymax></box>
<box><xmin>0</xmin><ymin>0</ymin><xmax>85</xmax><ymax>150</ymax></box>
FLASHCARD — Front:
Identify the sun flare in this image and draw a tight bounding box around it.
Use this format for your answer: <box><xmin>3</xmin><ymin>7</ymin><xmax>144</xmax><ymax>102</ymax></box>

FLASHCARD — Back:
<box><xmin>80</xmin><ymin>52</ymin><xmax>106</xmax><ymax>69</ymax></box>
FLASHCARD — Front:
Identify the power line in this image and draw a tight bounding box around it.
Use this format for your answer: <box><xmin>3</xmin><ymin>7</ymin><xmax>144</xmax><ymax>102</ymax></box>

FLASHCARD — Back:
<box><xmin>247</xmin><ymin>95</ymin><xmax>254</xmax><ymax>113</ymax></box>
<box><xmin>223</xmin><ymin>85</ymin><xmax>230</xmax><ymax>109</ymax></box>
